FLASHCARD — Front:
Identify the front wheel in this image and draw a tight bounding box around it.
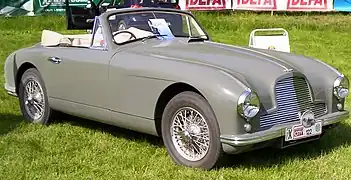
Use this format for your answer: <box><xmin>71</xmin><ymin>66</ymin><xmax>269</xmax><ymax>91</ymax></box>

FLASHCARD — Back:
<box><xmin>161</xmin><ymin>91</ymin><xmax>222</xmax><ymax>169</ymax></box>
<box><xmin>18</xmin><ymin>68</ymin><xmax>53</xmax><ymax>125</ymax></box>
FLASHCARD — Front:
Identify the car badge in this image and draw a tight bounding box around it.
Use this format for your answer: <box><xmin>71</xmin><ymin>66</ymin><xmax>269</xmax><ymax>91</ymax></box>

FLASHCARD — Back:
<box><xmin>298</xmin><ymin>110</ymin><xmax>316</xmax><ymax>128</ymax></box>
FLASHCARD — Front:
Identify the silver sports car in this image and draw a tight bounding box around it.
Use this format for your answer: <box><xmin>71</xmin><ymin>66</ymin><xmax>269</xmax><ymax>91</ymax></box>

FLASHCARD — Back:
<box><xmin>3</xmin><ymin>7</ymin><xmax>350</xmax><ymax>169</ymax></box>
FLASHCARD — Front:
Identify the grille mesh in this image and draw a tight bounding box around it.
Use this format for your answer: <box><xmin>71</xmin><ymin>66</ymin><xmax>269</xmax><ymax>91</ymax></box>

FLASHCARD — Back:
<box><xmin>259</xmin><ymin>76</ymin><xmax>327</xmax><ymax>129</ymax></box>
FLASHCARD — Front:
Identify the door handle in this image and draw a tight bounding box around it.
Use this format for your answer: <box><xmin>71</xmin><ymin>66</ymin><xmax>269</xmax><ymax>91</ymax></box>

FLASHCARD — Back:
<box><xmin>48</xmin><ymin>56</ymin><xmax>61</xmax><ymax>64</ymax></box>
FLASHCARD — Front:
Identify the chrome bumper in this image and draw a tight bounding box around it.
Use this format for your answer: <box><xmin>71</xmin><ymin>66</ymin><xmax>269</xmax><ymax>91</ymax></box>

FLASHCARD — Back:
<box><xmin>220</xmin><ymin>111</ymin><xmax>349</xmax><ymax>147</ymax></box>
<box><xmin>7</xmin><ymin>91</ymin><xmax>17</xmax><ymax>97</ymax></box>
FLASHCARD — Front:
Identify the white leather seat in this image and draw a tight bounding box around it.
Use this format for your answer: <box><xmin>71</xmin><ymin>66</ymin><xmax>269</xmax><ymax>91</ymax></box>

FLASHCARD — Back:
<box><xmin>41</xmin><ymin>30</ymin><xmax>92</xmax><ymax>47</ymax></box>
<box><xmin>41</xmin><ymin>27</ymin><xmax>153</xmax><ymax>48</ymax></box>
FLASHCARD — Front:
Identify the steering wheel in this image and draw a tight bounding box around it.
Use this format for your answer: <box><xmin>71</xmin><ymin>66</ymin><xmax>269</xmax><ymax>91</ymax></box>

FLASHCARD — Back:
<box><xmin>112</xmin><ymin>30</ymin><xmax>137</xmax><ymax>41</ymax></box>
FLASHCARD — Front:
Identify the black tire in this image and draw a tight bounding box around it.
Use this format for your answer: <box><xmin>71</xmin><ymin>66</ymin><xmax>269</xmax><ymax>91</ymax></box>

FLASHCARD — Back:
<box><xmin>161</xmin><ymin>91</ymin><xmax>222</xmax><ymax>170</ymax></box>
<box><xmin>18</xmin><ymin>68</ymin><xmax>53</xmax><ymax>125</ymax></box>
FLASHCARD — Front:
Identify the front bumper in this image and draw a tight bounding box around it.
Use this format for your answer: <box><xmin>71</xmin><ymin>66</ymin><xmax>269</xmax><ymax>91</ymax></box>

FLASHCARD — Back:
<box><xmin>220</xmin><ymin>111</ymin><xmax>349</xmax><ymax>147</ymax></box>
<box><xmin>5</xmin><ymin>83</ymin><xmax>17</xmax><ymax>97</ymax></box>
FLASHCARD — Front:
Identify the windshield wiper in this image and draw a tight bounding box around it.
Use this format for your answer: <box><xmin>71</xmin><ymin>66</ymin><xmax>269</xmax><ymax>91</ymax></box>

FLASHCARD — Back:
<box><xmin>141</xmin><ymin>34</ymin><xmax>168</xmax><ymax>42</ymax></box>
<box><xmin>116</xmin><ymin>34</ymin><xmax>170</xmax><ymax>45</ymax></box>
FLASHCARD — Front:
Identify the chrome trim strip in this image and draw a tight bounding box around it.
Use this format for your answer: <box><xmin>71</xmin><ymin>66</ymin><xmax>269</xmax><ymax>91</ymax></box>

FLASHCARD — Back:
<box><xmin>5</xmin><ymin>84</ymin><xmax>17</xmax><ymax>97</ymax></box>
<box><xmin>7</xmin><ymin>91</ymin><xmax>17</xmax><ymax>97</ymax></box>
<box><xmin>208</xmin><ymin>41</ymin><xmax>290</xmax><ymax>71</ymax></box>
<box><xmin>220</xmin><ymin>111</ymin><xmax>349</xmax><ymax>147</ymax></box>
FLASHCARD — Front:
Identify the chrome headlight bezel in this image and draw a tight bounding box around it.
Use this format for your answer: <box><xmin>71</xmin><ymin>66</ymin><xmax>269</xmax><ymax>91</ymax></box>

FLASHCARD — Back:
<box><xmin>237</xmin><ymin>89</ymin><xmax>261</xmax><ymax>120</ymax></box>
<box><xmin>333</xmin><ymin>75</ymin><xmax>349</xmax><ymax>100</ymax></box>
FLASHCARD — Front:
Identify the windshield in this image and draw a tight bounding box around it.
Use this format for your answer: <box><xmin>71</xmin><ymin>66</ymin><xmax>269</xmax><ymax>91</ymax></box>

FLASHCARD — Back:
<box><xmin>107</xmin><ymin>11</ymin><xmax>208</xmax><ymax>45</ymax></box>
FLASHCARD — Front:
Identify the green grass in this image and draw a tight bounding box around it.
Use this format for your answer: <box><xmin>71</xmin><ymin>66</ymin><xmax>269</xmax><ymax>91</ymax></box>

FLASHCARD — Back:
<box><xmin>1</xmin><ymin>12</ymin><xmax>351</xmax><ymax>179</ymax></box>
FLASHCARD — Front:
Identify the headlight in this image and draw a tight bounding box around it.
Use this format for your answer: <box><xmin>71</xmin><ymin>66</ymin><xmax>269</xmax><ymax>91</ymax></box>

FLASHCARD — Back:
<box><xmin>333</xmin><ymin>75</ymin><xmax>349</xmax><ymax>100</ymax></box>
<box><xmin>237</xmin><ymin>89</ymin><xmax>260</xmax><ymax>119</ymax></box>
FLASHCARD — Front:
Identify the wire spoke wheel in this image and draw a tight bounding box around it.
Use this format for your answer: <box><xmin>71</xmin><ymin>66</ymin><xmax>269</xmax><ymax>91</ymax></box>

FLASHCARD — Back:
<box><xmin>170</xmin><ymin>107</ymin><xmax>210</xmax><ymax>162</ymax></box>
<box><xmin>22</xmin><ymin>77</ymin><xmax>46</xmax><ymax>121</ymax></box>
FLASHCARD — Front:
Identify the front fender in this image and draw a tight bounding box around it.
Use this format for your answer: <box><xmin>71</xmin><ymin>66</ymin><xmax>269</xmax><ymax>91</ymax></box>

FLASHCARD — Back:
<box><xmin>4</xmin><ymin>51</ymin><xmax>17</xmax><ymax>96</ymax></box>
<box><xmin>189</xmin><ymin>70</ymin><xmax>251</xmax><ymax>136</ymax></box>
<box><xmin>158</xmin><ymin>63</ymin><xmax>251</xmax><ymax>136</ymax></box>
<box><xmin>112</xmin><ymin>50</ymin><xmax>254</xmax><ymax>136</ymax></box>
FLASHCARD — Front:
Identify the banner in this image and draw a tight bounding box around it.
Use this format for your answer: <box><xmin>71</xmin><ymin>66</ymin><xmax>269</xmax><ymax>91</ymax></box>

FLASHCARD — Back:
<box><xmin>181</xmin><ymin>0</ymin><xmax>231</xmax><ymax>10</ymax></box>
<box><xmin>33</xmin><ymin>0</ymin><xmax>108</xmax><ymax>15</ymax></box>
<box><xmin>286</xmin><ymin>0</ymin><xmax>332</xmax><ymax>11</ymax></box>
<box><xmin>0</xmin><ymin>0</ymin><xmax>34</xmax><ymax>16</ymax></box>
<box><xmin>0</xmin><ymin>0</ymin><xmax>95</xmax><ymax>16</ymax></box>
<box><xmin>34</xmin><ymin>0</ymin><xmax>85</xmax><ymax>14</ymax></box>
<box><xmin>0</xmin><ymin>0</ymin><xmax>347</xmax><ymax>16</ymax></box>
<box><xmin>334</xmin><ymin>0</ymin><xmax>351</xmax><ymax>11</ymax></box>
<box><xmin>232</xmin><ymin>0</ymin><xmax>334</xmax><ymax>11</ymax></box>
<box><xmin>233</xmin><ymin>0</ymin><xmax>278</xmax><ymax>10</ymax></box>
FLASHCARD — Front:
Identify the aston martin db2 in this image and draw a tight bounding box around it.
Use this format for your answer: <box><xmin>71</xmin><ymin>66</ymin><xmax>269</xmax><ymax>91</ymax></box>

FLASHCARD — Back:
<box><xmin>3</xmin><ymin>7</ymin><xmax>349</xmax><ymax>169</ymax></box>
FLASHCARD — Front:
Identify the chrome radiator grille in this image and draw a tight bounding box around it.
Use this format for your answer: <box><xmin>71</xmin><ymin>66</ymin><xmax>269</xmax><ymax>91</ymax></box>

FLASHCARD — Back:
<box><xmin>259</xmin><ymin>76</ymin><xmax>327</xmax><ymax>129</ymax></box>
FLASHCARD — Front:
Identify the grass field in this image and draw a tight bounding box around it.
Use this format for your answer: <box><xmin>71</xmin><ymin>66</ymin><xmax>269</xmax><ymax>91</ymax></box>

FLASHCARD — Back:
<box><xmin>1</xmin><ymin>12</ymin><xmax>351</xmax><ymax>179</ymax></box>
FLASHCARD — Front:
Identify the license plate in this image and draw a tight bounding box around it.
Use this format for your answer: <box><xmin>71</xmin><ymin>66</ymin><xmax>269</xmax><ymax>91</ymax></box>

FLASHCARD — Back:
<box><xmin>285</xmin><ymin>121</ymin><xmax>322</xmax><ymax>141</ymax></box>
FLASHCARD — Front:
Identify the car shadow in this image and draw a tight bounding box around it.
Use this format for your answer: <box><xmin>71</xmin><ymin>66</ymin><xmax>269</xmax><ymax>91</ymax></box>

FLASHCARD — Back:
<box><xmin>0</xmin><ymin>113</ymin><xmax>24</xmax><ymax>135</ymax></box>
<box><xmin>52</xmin><ymin>113</ymin><xmax>164</xmax><ymax>147</ymax></box>
<box><xmin>53</xmin><ymin>113</ymin><xmax>351</xmax><ymax>169</ymax></box>
<box><xmin>216</xmin><ymin>122</ymin><xmax>351</xmax><ymax>169</ymax></box>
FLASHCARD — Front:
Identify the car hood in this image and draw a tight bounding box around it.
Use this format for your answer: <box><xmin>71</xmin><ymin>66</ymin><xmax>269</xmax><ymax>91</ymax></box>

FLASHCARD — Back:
<box><xmin>129</xmin><ymin>38</ymin><xmax>340</xmax><ymax>106</ymax></box>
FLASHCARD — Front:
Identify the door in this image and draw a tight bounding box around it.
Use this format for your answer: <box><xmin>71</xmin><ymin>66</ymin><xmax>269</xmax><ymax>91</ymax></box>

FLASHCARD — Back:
<box><xmin>42</xmin><ymin>47</ymin><xmax>110</xmax><ymax>109</ymax></box>
<box><xmin>40</xmin><ymin>15</ymin><xmax>112</xmax><ymax>109</ymax></box>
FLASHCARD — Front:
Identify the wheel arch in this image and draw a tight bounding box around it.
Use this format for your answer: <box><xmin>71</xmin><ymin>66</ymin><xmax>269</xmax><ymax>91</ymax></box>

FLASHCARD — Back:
<box><xmin>152</xmin><ymin>69</ymin><xmax>250</xmax><ymax>138</ymax></box>
<box><xmin>154</xmin><ymin>82</ymin><xmax>207</xmax><ymax>136</ymax></box>
<box><xmin>15</xmin><ymin>62</ymin><xmax>37</xmax><ymax>95</ymax></box>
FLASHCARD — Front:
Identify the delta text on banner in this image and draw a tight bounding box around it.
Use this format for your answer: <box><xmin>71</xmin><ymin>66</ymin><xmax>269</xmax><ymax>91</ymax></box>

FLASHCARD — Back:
<box><xmin>334</xmin><ymin>0</ymin><xmax>351</xmax><ymax>12</ymax></box>
<box><xmin>232</xmin><ymin>0</ymin><xmax>333</xmax><ymax>11</ymax></box>
<box><xmin>233</xmin><ymin>0</ymin><xmax>278</xmax><ymax>10</ymax></box>
<box><xmin>286</xmin><ymin>0</ymin><xmax>333</xmax><ymax>11</ymax></box>
<box><xmin>180</xmin><ymin>0</ymin><xmax>231</xmax><ymax>10</ymax></box>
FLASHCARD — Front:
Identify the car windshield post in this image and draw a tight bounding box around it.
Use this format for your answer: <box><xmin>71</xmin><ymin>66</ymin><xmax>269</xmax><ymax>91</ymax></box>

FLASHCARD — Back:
<box><xmin>90</xmin><ymin>16</ymin><xmax>108</xmax><ymax>50</ymax></box>
<box><xmin>185</xmin><ymin>15</ymin><xmax>192</xmax><ymax>37</ymax></box>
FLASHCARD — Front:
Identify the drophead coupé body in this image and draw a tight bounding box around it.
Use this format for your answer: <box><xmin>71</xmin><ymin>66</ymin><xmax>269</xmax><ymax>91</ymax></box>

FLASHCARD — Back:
<box><xmin>3</xmin><ymin>7</ymin><xmax>350</xmax><ymax>169</ymax></box>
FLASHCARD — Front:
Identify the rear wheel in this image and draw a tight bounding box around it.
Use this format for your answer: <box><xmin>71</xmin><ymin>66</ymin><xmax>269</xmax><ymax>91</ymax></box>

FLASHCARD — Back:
<box><xmin>161</xmin><ymin>91</ymin><xmax>222</xmax><ymax>169</ymax></box>
<box><xmin>18</xmin><ymin>68</ymin><xmax>53</xmax><ymax>125</ymax></box>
